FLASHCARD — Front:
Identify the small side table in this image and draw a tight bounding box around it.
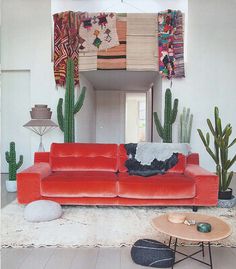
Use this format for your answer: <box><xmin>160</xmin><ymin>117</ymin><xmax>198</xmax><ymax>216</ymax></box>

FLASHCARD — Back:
<box><xmin>152</xmin><ymin>213</ymin><xmax>232</xmax><ymax>269</ymax></box>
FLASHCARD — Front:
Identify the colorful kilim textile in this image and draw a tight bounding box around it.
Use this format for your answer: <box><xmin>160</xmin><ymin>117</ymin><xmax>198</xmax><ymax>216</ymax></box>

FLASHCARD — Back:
<box><xmin>79</xmin><ymin>12</ymin><xmax>119</xmax><ymax>52</ymax></box>
<box><xmin>53</xmin><ymin>11</ymin><xmax>82</xmax><ymax>87</ymax></box>
<box><xmin>158</xmin><ymin>10</ymin><xmax>185</xmax><ymax>78</ymax></box>
<box><xmin>97</xmin><ymin>17</ymin><xmax>127</xmax><ymax>70</ymax></box>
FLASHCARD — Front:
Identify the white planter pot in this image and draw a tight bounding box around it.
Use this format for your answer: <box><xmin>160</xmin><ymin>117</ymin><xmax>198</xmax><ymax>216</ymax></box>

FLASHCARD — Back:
<box><xmin>6</xmin><ymin>180</ymin><xmax>17</xmax><ymax>192</ymax></box>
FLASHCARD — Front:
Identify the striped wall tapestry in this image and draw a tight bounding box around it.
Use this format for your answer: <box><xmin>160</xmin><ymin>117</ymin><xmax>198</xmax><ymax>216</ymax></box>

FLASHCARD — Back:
<box><xmin>158</xmin><ymin>10</ymin><xmax>185</xmax><ymax>78</ymax></box>
<box><xmin>53</xmin><ymin>10</ymin><xmax>185</xmax><ymax>87</ymax></box>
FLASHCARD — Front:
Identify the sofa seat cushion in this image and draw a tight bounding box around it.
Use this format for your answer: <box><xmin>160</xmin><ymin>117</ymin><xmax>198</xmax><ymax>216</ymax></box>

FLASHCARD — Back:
<box><xmin>118</xmin><ymin>173</ymin><xmax>196</xmax><ymax>199</ymax></box>
<box><xmin>40</xmin><ymin>171</ymin><xmax>118</xmax><ymax>198</ymax></box>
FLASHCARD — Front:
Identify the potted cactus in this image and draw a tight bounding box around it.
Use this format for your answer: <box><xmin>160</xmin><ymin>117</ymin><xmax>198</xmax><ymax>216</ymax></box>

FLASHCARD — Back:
<box><xmin>197</xmin><ymin>107</ymin><xmax>236</xmax><ymax>201</ymax></box>
<box><xmin>5</xmin><ymin>142</ymin><xmax>23</xmax><ymax>192</ymax></box>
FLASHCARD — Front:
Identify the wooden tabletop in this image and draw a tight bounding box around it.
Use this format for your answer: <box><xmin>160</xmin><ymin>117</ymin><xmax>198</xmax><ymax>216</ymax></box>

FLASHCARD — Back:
<box><xmin>152</xmin><ymin>213</ymin><xmax>232</xmax><ymax>242</ymax></box>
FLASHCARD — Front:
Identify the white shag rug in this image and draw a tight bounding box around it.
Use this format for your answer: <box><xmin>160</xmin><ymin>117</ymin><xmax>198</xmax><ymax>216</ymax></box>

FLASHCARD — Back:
<box><xmin>1</xmin><ymin>201</ymin><xmax>236</xmax><ymax>248</ymax></box>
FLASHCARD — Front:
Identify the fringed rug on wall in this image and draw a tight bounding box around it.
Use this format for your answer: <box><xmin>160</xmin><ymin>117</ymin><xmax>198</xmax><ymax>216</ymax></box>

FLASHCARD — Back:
<box><xmin>1</xmin><ymin>200</ymin><xmax>236</xmax><ymax>248</ymax></box>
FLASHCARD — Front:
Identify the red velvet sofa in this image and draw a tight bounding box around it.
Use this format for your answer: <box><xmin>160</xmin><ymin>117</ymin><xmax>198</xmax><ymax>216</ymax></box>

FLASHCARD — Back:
<box><xmin>17</xmin><ymin>143</ymin><xmax>219</xmax><ymax>211</ymax></box>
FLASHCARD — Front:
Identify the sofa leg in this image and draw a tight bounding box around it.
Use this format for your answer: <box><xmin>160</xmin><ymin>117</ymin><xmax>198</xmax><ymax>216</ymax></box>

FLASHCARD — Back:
<box><xmin>192</xmin><ymin>206</ymin><xmax>198</xmax><ymax>212</ymax></box>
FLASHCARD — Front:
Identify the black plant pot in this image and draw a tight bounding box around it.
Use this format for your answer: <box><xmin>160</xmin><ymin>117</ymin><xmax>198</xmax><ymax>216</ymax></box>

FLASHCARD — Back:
<box><xmin>218</xmin><ymin>188</ymin><xmax>233</xmax><ymax>200</ymax></box>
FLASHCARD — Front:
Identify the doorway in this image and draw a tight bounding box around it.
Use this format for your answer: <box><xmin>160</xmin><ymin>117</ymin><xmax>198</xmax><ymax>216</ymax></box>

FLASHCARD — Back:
<box><xmin>125</xmin><ymin>92</ymin><xmax>147</xmax><ymax>143</ymax></box>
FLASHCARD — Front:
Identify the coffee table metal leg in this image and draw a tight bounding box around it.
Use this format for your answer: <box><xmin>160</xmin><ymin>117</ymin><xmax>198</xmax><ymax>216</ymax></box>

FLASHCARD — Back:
<box><xmin>208</xmin><ymin>242</ymin><xmax>213</xmax><ymax>269</ymax></box>
<box><xmin>168</xmin><ymin>236</ymin><xmax>172</xmax><ymax>247</ymax></box>
<box><xmin>201</xmin><ymin>242</ymin><xmax>205</xmax><ymax>257</ymax></box>
<box><xmin>171</xmin><ymin>238</ymin><xmax>178</xmax><ymax>269</ymax></box>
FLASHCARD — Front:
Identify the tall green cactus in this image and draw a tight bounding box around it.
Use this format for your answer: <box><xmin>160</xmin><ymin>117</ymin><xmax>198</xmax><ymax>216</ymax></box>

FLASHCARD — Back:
<box><xmin>179</xmin><ymin>107</ymin><xmax>193</xmax><ymax>143</ymax></box>
<box><xmin>153</xmin><ymin>88</ymin><xmax>178</xmax><ymax>143</ymax></box>
<box><xmin>197</xmin><ymin>107</ymin><xmax>236</xmax><ymax>192</ymax></box>
<box><xmin>57</xmin><ymin>58</ymin><xmax>86</xmax><ymax>143</ymax></box>
<box><xmin>5</xmin><ymin>142</ymin><xmax>23</xmax><ymax>181</ymax></box>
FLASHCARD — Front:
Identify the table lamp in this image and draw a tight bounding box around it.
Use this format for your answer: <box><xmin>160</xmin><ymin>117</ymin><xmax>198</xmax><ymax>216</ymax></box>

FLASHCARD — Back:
<box><xmin>23</xmin><ymin>105</ymin><xmax>58</xmax><ymax>152</ymax></box>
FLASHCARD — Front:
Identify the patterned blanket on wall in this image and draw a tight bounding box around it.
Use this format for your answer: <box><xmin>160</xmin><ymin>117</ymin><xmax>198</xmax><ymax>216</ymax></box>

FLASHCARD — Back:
<box><xmin>53</xmin><ymin>11</ymin><xmax>81</xmax><ymax>87</ymax></box>
<box><xmin>158</xmin><ymin>10</ymin><xmax>185</xmax><ymax>78</ymax></box>
<box><xmin>79</xmin><ymin>12</ymin><xmax>119</xmax><ymax>52</ymax></box>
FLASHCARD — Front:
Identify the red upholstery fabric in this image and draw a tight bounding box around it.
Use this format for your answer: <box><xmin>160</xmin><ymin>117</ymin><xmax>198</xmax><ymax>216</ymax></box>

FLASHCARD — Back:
<box><xmin>34</xmin><ymin>152</ymin><xmax>50</xmax><ymax>163</ymax></box>
<box><xmin>118</xmin><ymin>173</ymin><xmax>195</xmax><ymax>199</ymax></box>
<box><xmin>187</xmin><ymin>153</ymin><xmax>199</xmax><ymax>165</ymax></box>
<box><xmin>118</xmin><ymin>144</ymin><xmax>186</xmax><ymax>173</ymax></box>
<box><xmin>41</xmin><ymin>171</ymin><xmax>118</xmax><ymax>197</ymax></box>
<box><xmin>50</xmin><ymin>143</ymin><xmax>118</xmax><ymax>172</ymax></box>
<box><xmin>17</xmin><ymin>163</ymin><xmax>51</xmax><ymax>204</ymax></box>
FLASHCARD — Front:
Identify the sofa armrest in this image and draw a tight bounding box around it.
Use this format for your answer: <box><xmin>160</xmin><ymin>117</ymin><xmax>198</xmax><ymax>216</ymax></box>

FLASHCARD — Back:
<box><xmin>17</xmin><ymin>163</ymin><xmax>51</xmax><ymax>204</ymax></box>
<box><xmin>187</xmin><ymin>153</ymin><xmax>199</xmax><ymax>165</ymax></box>
<box><xmin>184</xmin><ymin>164</ymin><xmax>219</xmax><ymax>206</ymax></box>
<box><xmin>34</xmin><ymin>152</ymin><xmax>50</xmax><ymax>164</ymax></box>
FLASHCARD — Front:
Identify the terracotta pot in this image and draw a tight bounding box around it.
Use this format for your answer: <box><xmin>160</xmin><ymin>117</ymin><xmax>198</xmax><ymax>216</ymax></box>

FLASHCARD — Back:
<box><xmin>218</xmin><ymin>188</ymin><xmax>232</xmax><ymax>200</ymax></box>
<box><xmin>30</xmin><ymin>109</ymin><xmax>52</xmax><ymax>119</ymax></box>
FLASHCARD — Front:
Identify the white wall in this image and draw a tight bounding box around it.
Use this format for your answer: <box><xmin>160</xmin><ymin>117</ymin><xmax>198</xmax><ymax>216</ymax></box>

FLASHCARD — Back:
<box><xmin>1</xmin><ymin>0</ymin><xmax>236</xmax><ymax>172</ymax></box>
<box><xmin>76</xmin><ymin>74</ymin><xmax>96</xmax><ymax>142</ymax></box>
<box><xmin>96</xmin><ymin>91</ymin><xmax>125</xmax><ymax>143</ymax></box>
<box><xmin>1</xmin><ymin>0</ymin><xmax>97</xmax><ymax>171</ymax></box>
<box><xmin>162</xmin><ymin>0</ymin><xmax>236</xmax><ymax>171</ymax></box>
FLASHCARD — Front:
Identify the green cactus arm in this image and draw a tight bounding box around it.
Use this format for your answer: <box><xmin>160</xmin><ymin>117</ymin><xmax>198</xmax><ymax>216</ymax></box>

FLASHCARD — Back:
<box><xmin>198</xmin><ymin>129</ymin><xmax>218</xmax><ymax>163</ymax></box>
<box><xmin>185</xmin><ymin>108</ymin><xmax>190</xmax><ymax>123</ymax></box>
<box><xmin>187</xmin><ymin>114</ymin><xmax>193</xmax><ymax>143</ymax></box>
<box><xmin>5</xmin><ymin>152</ymin><xmax>10</xmax><ymax>163</ymax></box>
<box><xmin>153</xmin><ymin>112</ymin><xmax>164</xmax><ymax>139</ymax></box>
<box><xmin>57</xmin><ymin>98</ymin><xmax>64</xmax><ymax>132</ymax></box>
<box><xmin>228</xmin><ymin>137</ymin><xmax>236</xmax><ymax>148</ymax></box>
<box><xmin>225</xmin><ymin>153</ymin><xmax>236</xmax><ymax>170</ymax></box>
<box><xmin>224</xmin><ymin>171</ymin><xmax>233</xmax><ymax>190</ymax></box>
<box><xmin>222</xmin><ymin>124</ymin><xmax>231</xmax><ymax>136</ymax></box>
<box><xmin>207</xmin><ymin>119</ymin><xmax>216</xmax><ymax>136</ymax></box>
<box><xmin>197</xmin><ymin>129</ymin><xmax>208</xmax><ymax>147</ymax></box>
<box><xmin>16</xmin><ymin>155</ymin><xmax>23</xmax><ymax>169</ymax></box>
<box><xmin>171</xmin><ymin>99</ymin><xmax>178</xmax><ymax>123</ymax></box>
<box><xmin>216</xmin><ymin>117</ymin><xmax>223</xmax><ymax>137</ymax></box>
<box><xmin>74</xmin><ymin>87</ymin><xmax>86</xmax><ymax>114</ymax></box>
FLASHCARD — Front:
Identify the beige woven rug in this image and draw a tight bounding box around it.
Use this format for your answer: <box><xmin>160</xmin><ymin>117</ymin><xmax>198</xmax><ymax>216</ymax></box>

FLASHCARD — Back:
<box><xmin>1</xmin><ymin>201</ymin><xmax>235</xmax><ymax>248</ymax></box>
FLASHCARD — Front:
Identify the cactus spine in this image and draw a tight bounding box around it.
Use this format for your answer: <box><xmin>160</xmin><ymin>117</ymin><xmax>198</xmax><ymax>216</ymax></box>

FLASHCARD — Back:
<box><xmin>197</xmin><ymin>107</ymin><xmax>236</xmax><ymax>192</ymax></box>
<box><xmin>179</xmin><ymin>107</ymin><xmax>193</xmax><ymax>143</ymax></box>
<box><xmin>153</xmin><ymin>88</ymin><xmax>178</xmax><ymax>143</ymax></box>
<box><xmin>57</xmin><ymin>58</ymin><xmax>86</xmax><ymax>143</ymax></box>
<box><xmin>5</xmin><ymin>142</ymin><xmax>23</xmax><ymax>181</ymax></box>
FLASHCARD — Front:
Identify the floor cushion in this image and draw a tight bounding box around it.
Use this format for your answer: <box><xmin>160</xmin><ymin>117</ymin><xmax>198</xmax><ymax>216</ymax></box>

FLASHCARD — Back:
<box><xmin>131</xmin><ymin>239</ymin><xmax>175</xmax><ymax>268</ymax></box>
<box><xmin>41</xmin><ymin>171</ymin><xmax>118</xmax><ymax>197</ymax></box>
<box><xmin>118</xmin><ymin>173</ymin><xmax>196</xmax><ymax>199</ymax></box>
<box><xmin>24</xmin><ymin>200</ymin><xmax>62</xmax><ymax>222</ymax></box>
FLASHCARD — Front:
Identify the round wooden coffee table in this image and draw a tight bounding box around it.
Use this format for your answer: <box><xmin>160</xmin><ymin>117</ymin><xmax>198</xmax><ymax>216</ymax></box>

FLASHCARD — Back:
<box><xmin>152</xmin><ymin>213</ymin><xmax>232</xmax><ymax>269</ymax></box>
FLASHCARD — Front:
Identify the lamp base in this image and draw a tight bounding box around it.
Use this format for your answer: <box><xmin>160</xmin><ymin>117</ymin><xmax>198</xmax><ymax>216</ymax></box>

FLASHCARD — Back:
<box><xmin>38</xmin><ymin>142</ymin><xmax>45</xmax><ymax>152</ymax></box>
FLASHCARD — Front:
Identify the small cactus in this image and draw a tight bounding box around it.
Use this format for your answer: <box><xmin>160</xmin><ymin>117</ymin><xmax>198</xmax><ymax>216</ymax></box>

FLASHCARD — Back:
<box><xmin>153</xmin><ymin>88</ymin><xmax>178</xmax><ymax>143</ymax></box>
<box><xmin>178</xmin><ymin>107</ymin><xmax>193</xmax><ymax>143</ymax></box>
<box><xmin>5</xmin><ymin>142</ymin><xmax>23</xmax><ymax>181</ymax></box>
<box><xmin>57</xmin><ymin>58</ymin><xmax>86</xmax><ymax>142</ymax></box>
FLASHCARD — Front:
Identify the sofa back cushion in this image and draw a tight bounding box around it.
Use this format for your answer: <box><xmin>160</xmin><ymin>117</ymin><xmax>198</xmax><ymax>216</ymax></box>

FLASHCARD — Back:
<box><xmin>50</xmin><ymin>143</ymin><xmax>118</xmax><ymax>172</ymax></box>
<box><xmin>118</xmin><ymin>144</ymin><xmax>186</xmax><ymax>174</ymax></box>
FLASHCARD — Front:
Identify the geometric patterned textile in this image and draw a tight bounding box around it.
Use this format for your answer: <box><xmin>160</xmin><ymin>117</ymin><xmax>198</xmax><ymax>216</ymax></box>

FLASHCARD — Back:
<box><xmin>79</xmin><ymin>12</ymin><xmax>119</xmax><ymax>52</ymax></box>
<box><xmin>53</xmin><ymin>11</ymin><xmax>82</xmax><ymax>87</ymax></box>
<box><xmin>158</xmin><ymin>10</ymin><xmax>185</xmax><ymax>78</ymax></box>
<box><xmin>97</xmin><ymin>16</ymin><xmax>127</xmax><ymax>70</ymax></box>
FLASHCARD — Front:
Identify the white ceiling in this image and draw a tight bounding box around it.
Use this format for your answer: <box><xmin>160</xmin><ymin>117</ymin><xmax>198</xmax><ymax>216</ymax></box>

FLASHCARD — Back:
<box><xmin>81</xmin><ymin>70</ymin><xmax>159</xmax><ymax>91</ymax></box>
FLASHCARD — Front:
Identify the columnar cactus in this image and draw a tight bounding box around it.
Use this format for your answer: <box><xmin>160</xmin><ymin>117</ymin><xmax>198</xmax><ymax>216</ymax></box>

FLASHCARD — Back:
<box><xmin>153</xmin><ymin>88</ymin><xmax>178</xmax><ymax>143</ymax></box>
<box><xmin>197</xmin><ymin>107</ymin><xmax>236</xmax><ymax>192</ymax></box>
<box><xmin>57</xmin><ymin>58</ymin><xmax>86</xmax><ymax>143</ymax></box>
<box><xmin>5</xmin><ymin>142</ymin><xmax>23</xmax><ymax>181</ymax></box>
<box><xmin>178</xmin><ymin>107</ymin><xmax>193</xmax><ymax>143</ymax></box>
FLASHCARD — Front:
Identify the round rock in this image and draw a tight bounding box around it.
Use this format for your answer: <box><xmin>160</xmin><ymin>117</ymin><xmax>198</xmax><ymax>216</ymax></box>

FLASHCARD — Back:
<box><xmin>131</xmin><ymin>239</ymin><xmax>175</xmax><ymax>268</ymax></box>
<box><xmin>24</xmin><ymin>200</ymin><xmax>62</xmax><ymax>222</ymax></box>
